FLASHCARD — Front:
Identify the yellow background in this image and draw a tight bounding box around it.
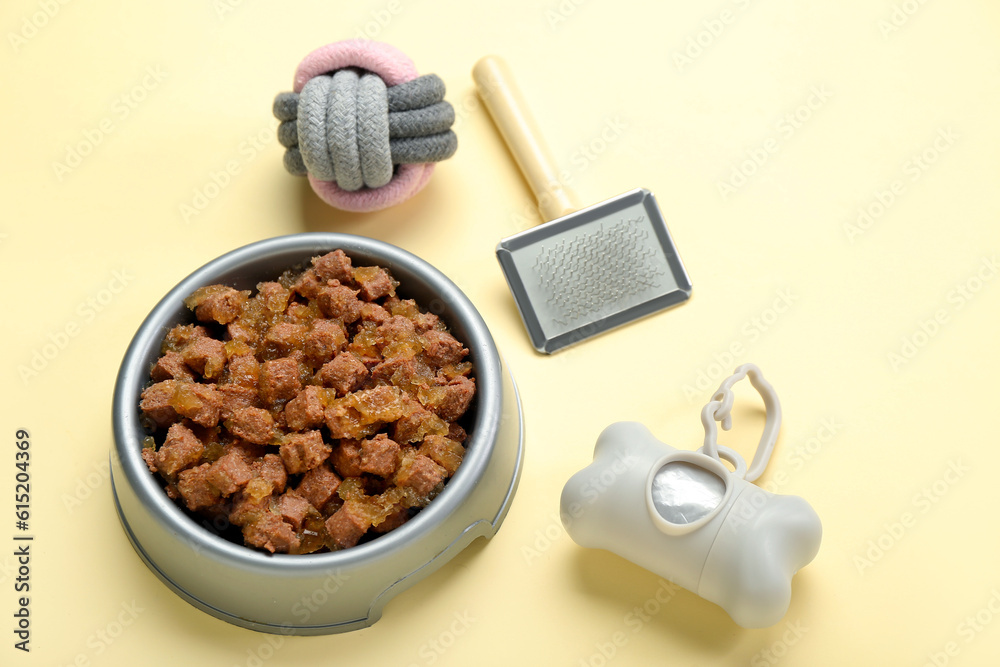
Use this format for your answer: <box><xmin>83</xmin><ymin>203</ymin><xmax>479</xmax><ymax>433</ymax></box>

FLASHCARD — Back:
<box><xmin>2</xmin><ymin>0</ymin><xmax>999</xmax><ymax>664</ymax></box>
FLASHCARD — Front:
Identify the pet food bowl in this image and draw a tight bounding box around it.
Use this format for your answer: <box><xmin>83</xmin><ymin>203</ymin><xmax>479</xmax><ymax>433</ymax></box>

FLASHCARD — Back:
<box><xmin>110</xmin><ymin>233</ymin><xmax>523</xmax><ymax>635</ymax></box>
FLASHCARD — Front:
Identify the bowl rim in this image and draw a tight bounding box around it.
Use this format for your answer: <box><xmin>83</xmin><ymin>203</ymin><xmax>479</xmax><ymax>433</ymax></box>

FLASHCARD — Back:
<box><xmin>112</xmin><ymin>232</ymin><xmax>504</xmax><ymax>573</ymax></box>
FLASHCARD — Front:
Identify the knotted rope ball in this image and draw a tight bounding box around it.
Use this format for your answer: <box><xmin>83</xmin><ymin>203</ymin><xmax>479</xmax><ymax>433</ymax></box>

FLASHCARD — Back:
<box><xmin>273</xmin><ymin>40</ymin><xmax>457</xmax><ymax>212</ymax></box>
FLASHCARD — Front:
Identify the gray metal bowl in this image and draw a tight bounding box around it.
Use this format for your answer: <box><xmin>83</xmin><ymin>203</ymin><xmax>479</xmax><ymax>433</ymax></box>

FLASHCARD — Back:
<box><xmin>110</xmin><ymin>233</ymin><xmax>523</xmax><ymax>635</ymax></box>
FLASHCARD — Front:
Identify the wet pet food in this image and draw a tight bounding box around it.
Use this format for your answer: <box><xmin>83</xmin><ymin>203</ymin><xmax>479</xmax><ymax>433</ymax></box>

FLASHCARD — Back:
<box><xmin>139</xmin><ymin>250</ymin><xmax>475</xmax><ymax>554</ymax></box>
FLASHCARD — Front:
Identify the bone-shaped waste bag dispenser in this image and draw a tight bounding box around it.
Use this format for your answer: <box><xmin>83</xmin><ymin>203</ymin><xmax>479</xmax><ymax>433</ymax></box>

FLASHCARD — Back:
<box><xmin>560</xmin><ymin>365</ymin><xmax>821</xmax><ymax>628</ymax></box>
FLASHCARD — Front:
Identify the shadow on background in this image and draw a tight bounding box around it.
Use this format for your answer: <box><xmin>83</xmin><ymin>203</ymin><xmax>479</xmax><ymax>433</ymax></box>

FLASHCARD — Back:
<box><xmin>569</xmin><ymin>547</ymin><xmax>744</xmax><ymax>656</ymax></box>
<box><xmin>135</xmin><ymin>533</ymin><xmax>493</xmax><ymax>651</ymax></box>
<box><xmin>296</xmin><ymin>175</ymin><xmax>454</xmax><ymax>254</ymax></box>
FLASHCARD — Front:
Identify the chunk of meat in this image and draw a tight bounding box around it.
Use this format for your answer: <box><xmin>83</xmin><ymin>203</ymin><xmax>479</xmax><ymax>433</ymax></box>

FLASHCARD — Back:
<box><xmin>227</xmin><ymin>321</ymin><xmax>259</xmax><ymax>346</ymax></box>
<box><xmin>447</xmin><ymin>422</ymin><xmax>467</xmax><ymax>444</ymax></box>
<box><xmin>385</xmin><ymin>297</ymin><xmax>417</xmax><ymax>318</ymax></box>
<box><xmin>223</xmin><ymin>439</ymin><xmax>266</xmax><ymax>464</ymax></box>
<box><xmin>329</xmin><ymin>439</ymin><xmax>364</xmax><ymax>478</ymax></box>
<box><xmin>316</xmin><ymin>353</ymin><xmax>368</xmax><ymax>396</ymax></box>
<box><xmin>391</xmin><ymin>398</ymin><xmax>448</xmax><ymax>444</ymax></box>
<box><xmin>141</xmin><ymin>447</ymin><xmax>157</xmax><ymax>473</ymax></box>
<box><xmin>279</xmin><ymin>430</ymin><xmax>332</xmax><ymax>474</ymax></box>
<box><xmin>368</xmin><ymin>357</ymin><xmax>407</xmax><ymax>386</ymax></box>
<box><xmin>283</xmin><ymin>385</ymin><xmax>326</xmax><ymax>431</ymax></box>
<box><xmin>256</xmin><ymin>281</ymin><xmax>291</xmax><ymax>313</ymax></box>
<box><xmin>163</xmin><ymin>324</ymin><xmax>209</xmax><ymax>351</ymax></box>
<box><xmin>228</xmin><ymin>490</ymin><xmax>270</xmax><ymax>527</ymax></box>
<box><xmin>312</xmin><ymin>250</ymin><xmax>354</xmax><ymax>284</ymax></box>
<box><xmin>177</xmin><ymin>463</ymin><xmax>221</xmax><ymax>511</ymax></box>
<box><xmin>369</xmin><ymin>357</ymin><xmax>433</xmax><ymax>392</ymax></box>
<box><xmin>436</xmin><ymin>362</ymin><xmax>473</xmax><ymax>382</ymax></box>
<box><xmin>196</xmin><ymin>428</ymin><xmax>227</xmax><ymax>455</ymax></box>
<box><xmin>347</xmin><ymin>322</ymin><xmax>382</xmax><ymax>364</ymax></box>
<box><xmin>150</xmin><ymin>351</ymin><xmax>194</xmax><ymax>382</ymax></box>
<box><xmin>378</xmin><ymin>315</ymin><xmax>422</xmax><ymax>360</ymax></box>
<box><xmin>291</xmin><ymin>268</ymin><xmax>322</xmax><ymax>300</ymax></box>
<box><xmin>421</xmin><ymin>330</ymin><xmax>468</xmax><ymax>366</ymax></box>
<box><xmin>324</xmin><ymin>503</ymin><xmax>370</xmax><ymax>550</ymax></box>
<box><xmin>259</xmin><ymin>357</ymin><xmax>302</xmax><ymax>405</ymax></box>
<box><xmin>169</xmin><ymin>382</ymin><xmax>221</xmax><ymax>427</ymax></box>
<box><xmin>243</xmin><ymin>512</ymin><xmax>300</xmax><ymax>554</ymax></box>
<box><xmin>346</xmin><ymin>385</ymin><xmax>407</xmax><ymax>423</ymax></box>
<box><xmin>360</xmin><ymin>434</ymin><xmax>401</xmax><ymax>477</ymax></box>
<box><xmin>316</xmin><ymin>282</ymin><xmax>363</xmax><ymax>323</ymax></box>
<box><xmin>304</xmin><ymin>320</ymin><xmax>347</xmax><ymax>366</ymax></box>
<box><xmin>187</xmin><ymin>285</ymin><xmax>249</xmax><ymax>325</ymax></box>
<box><xmin>373</xmin><ymin>505</ymin><xmax>410</xmax><ymax>533</ymax></box>
<box><xmin>325</xmin><ymin>385</ymin><xmax>408</xmax><ymax>440</ymax></box>
<box><xmin>224</xmin><ymin>354</ymin><xmax>259</xmax><ymax>389</ymax></box>
<box><xmin>225</xmin><ymin>406</ymin><xmax>276</xmax><ymax>445</ymax></box>
<box><xmin>418</xmin><ymin>435</ymin><xmax>465</xmax><ymax>476</ymax></box>
<box><xmin>285</xmin><ymin>301</ymin><xmax>317</xmax><ymax>325</ymax></box>
<box><xmin>295</xmin><ymin>465</ymin><xmax>342</xmax><ymax>509</ymax></box>
<box><xmin>324</xmin><ymin>400</ymin><xmax>378</xmax><ymax>440</ymax></box>
<box><xmin>181</xmin><ymin>337</ymin><xmax>227</xmax><ymax>379</ymax></box>
<box><xmin>263</xmin><ymin>322</ymin><xmax>308</xmax><ymax>355</ymax></box>
<box><xmin>379</xmin><ymin>315</ymin><xmax>416</xmax><ymax>342</ymax></box>
<box><xmin>140</xmin><ymin>380</ymin><xmax>179</xmax><ymax>427</ymax></box>
<box><xmin>154</xmin><ymin>423</ymin><xmax>204</xmax><ymax>477</ymax></box>
<box><xmin>395</xmin><ymin>454</ymin><xmax>446</xmax><ymax>497</ymax></box>
<box><xmin>412</xmin><ymin>311</ymin><xmax>443</xmax><ymax>334</ymax></box>
<box><xmin>419</xmin><ymin>376</ymin><xmax>475</xmax><ymax>422</ymax></box>
<box><xmin>353</xmin><ymin>265</ymin><xmax>396</xmax><ymax>301</ymax></box>
<box><xmin>206</xmin><ymin>451</ymin><xmax>253</xmax><ymax>496</ymax></box>
<box><xmin>224</xmin><ymin>337</ymin><xmax>253</xmax><ymax>356</ymax></box>
<box><xmin>359</xmin><ymin>302</ymin><xmax>390</xmax><ymax>325</ymax></box>
<box><xmin>279</xmin><ymin>492</ymin><xmax>314</xmax><ymax>531</ymax></box>
<box><xmin>252</xmin><ymin>453</ymin><xmax>288</xmax><ymax>494</ymax></box>
<box><xmin>216</xmin><ymin>384</ymin><xmax>259</xmax><ymax>421</ymax></box>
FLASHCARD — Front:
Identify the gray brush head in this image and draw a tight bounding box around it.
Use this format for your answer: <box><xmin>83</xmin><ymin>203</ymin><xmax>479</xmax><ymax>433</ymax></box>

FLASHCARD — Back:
<box><xmin>496</xmin><ymin>188</ymin><xmax>692</xmax><ymax>353</ymax></box>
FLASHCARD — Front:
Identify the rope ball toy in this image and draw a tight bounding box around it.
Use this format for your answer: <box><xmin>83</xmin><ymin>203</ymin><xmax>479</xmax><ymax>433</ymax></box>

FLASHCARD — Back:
<box><xmin>273</xmin><ymin>40</ymin><xmax>458</xmax><ymax>212</ymax></box>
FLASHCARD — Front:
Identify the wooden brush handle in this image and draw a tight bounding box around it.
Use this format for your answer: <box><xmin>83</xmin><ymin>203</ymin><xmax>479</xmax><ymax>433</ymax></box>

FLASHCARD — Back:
<box><xmin>473</xmin><ymin>55</ymin><xmax>579</xmax><ymax>223</ymax></box>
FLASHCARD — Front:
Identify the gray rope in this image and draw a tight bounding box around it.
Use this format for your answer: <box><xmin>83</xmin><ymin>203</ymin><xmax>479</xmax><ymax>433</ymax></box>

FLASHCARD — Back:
<box><xmin>284</xmin><ymin>147</ymin><xmax>306</xmax><ymax>176</ymax></box>
<box><xmin>275</xmin><ymin>71</ymin><xmax>455</xmax><ymax>182</ymax></box>
<box><xmin>389</xmin><ymin>102</ymin><xmax>455</xmax><ymax>138</ymax></box>
<box><xmin>277</xmin><ymin>120</ymin><xmax>298</xmax><ymax>148</ymax></box>
<box><xmin>274</xmin><ymin>74</ymin><xmax>445</xmax><ymax>121</ymax></box>
<box><xmin>273</xmin><ymin>92</ymin><xmax>298</xmax><ymax>121</ymax></box>
<box><xmin>288</xmin><ymin>134</ymin><xmax>455</xmax><ymax>170</ymax></box>
<box><xmin>328</xmin><ymin>69</ymin><xmax>363</xmax><ymax>191</ymax></box>
<box><xmin>298</xmin><ymin>76</ymin><xmax>336</xmax><ymax>181</ymax></box>
<box><xmin>390</xmin><ymin>132</ymin><xmax>457</xmax><ymax>164</ymax></box>
<box><xmin>386</xmin><ymin>74</ymin><xmax>446</xmax><ymax>112</ymax></box>
<box><xmin>356</xmin><ymin>74</ymin><xmax>392</xmax><ymax>188</ymax></box>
